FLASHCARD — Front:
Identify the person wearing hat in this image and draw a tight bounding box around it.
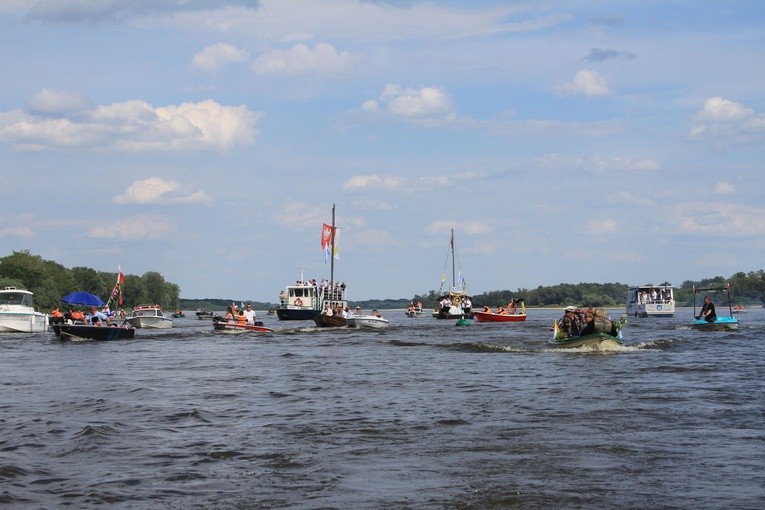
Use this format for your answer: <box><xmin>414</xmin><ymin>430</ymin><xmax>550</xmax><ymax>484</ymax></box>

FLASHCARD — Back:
<box><xmin>557</xmin><ymin>305</ymin><xmax>583</xmax><ymax>339</ymax></box>
<box><xmin>354</xmin><ymin>306</ymin><xmax>362</xmax><ymax>317</ymax></box>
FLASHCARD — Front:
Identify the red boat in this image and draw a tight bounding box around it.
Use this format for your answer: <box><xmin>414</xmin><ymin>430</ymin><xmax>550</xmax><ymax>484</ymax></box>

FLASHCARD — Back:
<box><xmin>473</xmin><ymin>311</ymin><xmax>527</xmax><ymax>323</ymax></box>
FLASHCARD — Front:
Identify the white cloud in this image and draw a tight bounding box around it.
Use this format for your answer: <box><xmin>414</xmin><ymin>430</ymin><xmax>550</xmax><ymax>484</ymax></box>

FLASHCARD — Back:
<box><xmin>114</xmin><ymin>178</ymin><xmax>212</xmax><ymax>205</ymax></box>
<box><xmin>671</xmin><ymin>201</ymin><xmax>765</xmax><ymax>237</ymax></box>
<box><xmin>714</xmin><ymin>181</ymin><xmax>735</xmax><ymax>194</ymax></box>
<box><xmin>252</xmin><ymin>42</ymin><xmax>359</xmax><ymax>77</ymax></box>
<box><xmin>555</xmin><ymin>69</ymin><xmax>611</xmax><ymax>97</ymax></box>
<box><xmin>191</xmin><ymin>42</ymin><xmax>249</xmax><ymax>73</ymax></box>
<box><xmin>585</xmin><ymin>219</ymin><xmax>619</xmax><ymax>235</ymax></box>
<box><xmin>342</xmin><ymin>174</ymin><xmax>402</xmax><ymax>191</ymax></box>
<box><xmin>88</xmin><ymin>214</ymin><xmax>175</xmax><ymax>240</ymax></box>
<box><xmin>688</xmin><ymin>97</ymin><xmax>765</xmax><ymax>145</ymax></box>
<box><xmin>0</xmin><ymin>94</ymin><xmax>262</xmax><ymax>151</ymax></box>
<box><xmin>360</xmin><ymin>84</ymin><xmax>455</xmax><ymax>125</ymax></box>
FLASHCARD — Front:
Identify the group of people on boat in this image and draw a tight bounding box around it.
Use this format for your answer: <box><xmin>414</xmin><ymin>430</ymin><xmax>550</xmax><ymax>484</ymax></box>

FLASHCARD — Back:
<box><xmin>224</xmin><ymin>303</ymin><xmax>258</xmax><ymax>325</ymax></box>
<box><xmin>556</xmin><ymin>305</ymin><xmax>625</xmax><ymax>340</ymax></box>
<box><xmin>482</xmin><ymin>298</ymin><xmax>524</xmax><ymax>315</ymax></box>
<box><xmin>51</xmin><ymin>306</ymin><xmax>128</xmax><ymax>327</ymax></box>
<box><xmin>321</xmin><ymin>303</ymin><xmax>382</xmax><ymax>319</ymax></box>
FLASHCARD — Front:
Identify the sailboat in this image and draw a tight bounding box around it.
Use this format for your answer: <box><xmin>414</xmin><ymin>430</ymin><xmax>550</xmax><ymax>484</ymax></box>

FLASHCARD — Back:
<box><xmin>433</xmin><ymin>229</ymin><xmax>473</xmax><ymax>319</ymax></box>
<box><xmin>314</xmin><ymin>204</ymin><xmax>347</xmax><ymax>327</ymax></box>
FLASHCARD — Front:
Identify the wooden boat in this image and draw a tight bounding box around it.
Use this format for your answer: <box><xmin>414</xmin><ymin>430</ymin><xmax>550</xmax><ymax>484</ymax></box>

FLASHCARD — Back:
<box><xmin>689</xmin><ymin>284</ymin><xmax>739</xmax><ymax>331</ymax></box>
<box><xmin>212</xmin><ymin>317</ymin><xmax>274</xmax><ymax>333</ymax></box>
<box><xmin>277</xmin><ymin>204</ymin><xmax>348</xmax><ymax>325</ymax></box>
<box><xmin>0</xmin><ymin>287</ymin><xmax>49</xmax><ymax>333</ymax></box>
<box><xmin>548</xmin><ymin>332</ymin><xmax>623</xmax><ymax>349</ymax></box>
<box><xmin>346</xmin><ymin>315</ymin><xmax>389</xmax><ymax>329</ymax></box>
<box><xmin>314</xmin><ymin>314</ymin><xmax>346</xmax><ymax>327</ymax></box>
<box><xmin>434</xmin><ymin>229</ymin><xmax>473</xmax><ymax>319</ymax></box>
<box><xmin>626</xmin><ymin>283</ymin><xmax>676</xmax><ymax>318</ymax></box>
<box><xmin>473</xmin><ymin>311</ymin><xmax>527</xmax><ymax>322</ymax></box>
<box><xmin>126</xmin><ymin>304</ymin><xmax>173</xmax><ymax>329</ymax></box>
<box><xmin>52</xmin><ymin>323</ymin><xmax>136</xmax><ymax>341</ymax></box>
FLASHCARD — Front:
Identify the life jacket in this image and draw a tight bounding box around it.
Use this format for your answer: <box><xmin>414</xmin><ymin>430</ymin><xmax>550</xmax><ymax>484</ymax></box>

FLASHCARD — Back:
<box><xmin>71</xmin><ymin>311</ymin><xmax>85</xmax><ymax>321</ymax></box>
<box><xmin>51</xmin><ymin>309</ymin><xmax>63</xmax><ymax>317</ymax></box>
<box><xmin>237</xmin><ymin>314</ymin><xmax>247</xmax><ymax>324</ymax></box>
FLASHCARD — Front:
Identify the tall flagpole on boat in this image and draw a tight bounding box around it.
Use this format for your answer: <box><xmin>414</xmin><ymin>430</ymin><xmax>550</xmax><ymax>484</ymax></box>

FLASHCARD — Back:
<box><xmin>330</xmin><ymin>203</ymin><xmax>336</xmax><ymax>293</ymax></box>
<box><xmin>450</xmin><ymin>228</ymin><xmax>455</xmax><ymax>292</ymax></box>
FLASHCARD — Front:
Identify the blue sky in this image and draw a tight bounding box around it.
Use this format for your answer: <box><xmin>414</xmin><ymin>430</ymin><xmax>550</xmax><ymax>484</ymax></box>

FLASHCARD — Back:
<box><xmin>1</xmin><ymin>1</ymin><xmax>764</xmax><ymax>302</ymax></box>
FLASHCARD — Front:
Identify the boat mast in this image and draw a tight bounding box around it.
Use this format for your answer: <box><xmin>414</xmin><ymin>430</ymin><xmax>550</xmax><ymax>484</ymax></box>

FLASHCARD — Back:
<box><xmin>450</xmin><ymin>228</ymin><xmax>456</xmax><ymax>291</ymax></box>
<box><xmin>330</xmin><ymin>203</ymin><xmax>336</xmax><ymax>291</ymax></box>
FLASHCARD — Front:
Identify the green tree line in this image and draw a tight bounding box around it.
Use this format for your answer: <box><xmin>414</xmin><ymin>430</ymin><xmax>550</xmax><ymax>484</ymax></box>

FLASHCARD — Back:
<box><xmin>3</xmin><ymin>250</ymin><xmax>764</xmax><ymax>312</ymax></box>
<box><xmin>0</xmin><ymin>251</ymin><xmax>180</xmax><ymax>312</ymax></box>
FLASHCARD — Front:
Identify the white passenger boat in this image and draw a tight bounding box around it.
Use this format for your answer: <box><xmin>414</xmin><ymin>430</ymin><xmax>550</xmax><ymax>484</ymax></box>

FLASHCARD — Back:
<box><xmin>126</xmin><ymin>304</ymin><xmax>173</xmax><ymax>329</ymax></box>
<box><xmin>626</xmin><ymin>284</ymin><xmax>675</xmax><ymax>318</ymax></box>
<box><xmin>0</xmin><ymin>287</ymin><xmax>49</xmax><ymax>333</ymax></box>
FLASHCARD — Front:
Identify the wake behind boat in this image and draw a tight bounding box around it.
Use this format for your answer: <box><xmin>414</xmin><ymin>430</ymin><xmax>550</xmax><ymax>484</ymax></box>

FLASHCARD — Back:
<box><xmin>548</xmin><ymin>332</ymin><xmax>623</xmax><ymax>350</ymax></box>
<box><xmin>0</xmin><ymin>287</ymin><xmax>49</xmax><ymax>333</ymax></box>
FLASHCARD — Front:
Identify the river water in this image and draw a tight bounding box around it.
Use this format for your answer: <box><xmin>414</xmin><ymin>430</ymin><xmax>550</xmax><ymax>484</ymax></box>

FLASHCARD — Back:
<box><xmin>2</xmin><ymin>307</ymin><xmax>763</xmax><ymax>509</ymax></box>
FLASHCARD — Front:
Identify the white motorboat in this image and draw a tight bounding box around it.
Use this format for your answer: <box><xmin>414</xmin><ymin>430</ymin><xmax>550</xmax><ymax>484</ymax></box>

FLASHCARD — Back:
<box><xmin>346</xmin><ymin>314</ymin><xmax>389</xmax><ymax>329</ymax></box>
<box><xmin>0</xmin><ymin>287</ymin><xmax>49</xmax><ymax>333</ymax></box>
<box><xmin>126</xmin><ymin>304</ymin><xmax>173</xmax><ymax>329</ymax></box>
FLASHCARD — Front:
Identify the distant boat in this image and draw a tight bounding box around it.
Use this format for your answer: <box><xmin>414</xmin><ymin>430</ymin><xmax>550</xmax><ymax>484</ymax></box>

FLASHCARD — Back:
<box><xmin>278</xmin><ymin>204</ymin><xmax>349</xmax><ymax>326</ymax></box>
<box><xmin>473</xmin><ymin>310</ymin><xmax>527</xmax><ymax>323</ymax></box>
<box><xmin>733</xmin><ymin>305</ymin><xmax>747</xmax><ymax>314</ymax></box>
<box><xmin>0</xmin><ymin>287</ymin><xmax>49</xmax><ymax>333</ymax></box>
<box><xmin>433</xmin><ymin>229</ymin><xmax>473</xmax><ymax>319</ymax></box>
<box><xmin>689</xmin><ymin>284</ymin><xmax>739</xmax><ymax>331</ymax></box>
<box><xmin>405</xmin><ymin>302</ymin><xmax>425</xmax><ymax>318</ymax></box>
<box><xmin>626</xmin><ymin>284</ymin><xmax>676</xmax><ymax>318</ymax></box>
<box><xmin>172</xmin><ymin>310</ymin><xmax>185</xmax><ymax>318</ymax></box>
<box><xmin>195</xmin><ymin>309</ymin><xmax>215</xmax><ymax>320</ymax></box>
<box><xmin>126</xmin><ymin>304</ymin><xmax>173</xmax><ymax>329</ymax></box>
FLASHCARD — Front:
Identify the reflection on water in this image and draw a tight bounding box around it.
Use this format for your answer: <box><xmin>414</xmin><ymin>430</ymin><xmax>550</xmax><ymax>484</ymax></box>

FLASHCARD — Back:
<box><xmin>1</xmin><ymin>308</ymin><xmax>763</xmax><ymax>508</ymax></box>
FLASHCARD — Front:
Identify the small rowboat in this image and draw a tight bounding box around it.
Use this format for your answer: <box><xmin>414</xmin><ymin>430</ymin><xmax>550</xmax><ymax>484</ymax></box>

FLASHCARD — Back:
<box><xmin>548</xmin><ymin>332</ymin><xmax>623</xmax><ymax>350</ymax></box>
<box><xmin>473</xmin><ymin>311</ymin><xmax>527</xmax><ymax>323</ymax></box>
<box><xmin>213</xmin><ymin>319</ymin><xmax>274</xmax><ymax>333</ymax></box>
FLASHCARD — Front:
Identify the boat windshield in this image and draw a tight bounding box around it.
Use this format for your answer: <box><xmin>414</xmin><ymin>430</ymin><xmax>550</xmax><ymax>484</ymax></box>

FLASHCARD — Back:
<box><xmin>0</xmin><ymin>292</ymin><xmax>32</xmax><ymax>306</ymax></box>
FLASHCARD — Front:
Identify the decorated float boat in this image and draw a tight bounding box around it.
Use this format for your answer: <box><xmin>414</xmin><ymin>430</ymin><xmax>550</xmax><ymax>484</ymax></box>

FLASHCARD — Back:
<box><xmin>433</xmin><ymin>229</ymin><xmax>473</xmax><ymax>319</ymax></box>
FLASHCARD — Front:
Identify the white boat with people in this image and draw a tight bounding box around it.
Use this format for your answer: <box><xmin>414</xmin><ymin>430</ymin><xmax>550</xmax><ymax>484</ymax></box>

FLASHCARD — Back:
<box><xmin>0</xmin><ymin>286</ymin><xmax>49</xmax><ymax>333</ymax></box>
<box><xmin>346</xmin><ymin>309</ymin><xmax>389</xmax><ymax>329</ymax></box>
<box><xmin>126</xmin><ymin>304</ymin><xmax>173</xmax><ymax>329</ymax></box>
<box><xmin>626</xmin><ymin>284</ymin><xmax>675</xmax><ymax>318</ymax></box>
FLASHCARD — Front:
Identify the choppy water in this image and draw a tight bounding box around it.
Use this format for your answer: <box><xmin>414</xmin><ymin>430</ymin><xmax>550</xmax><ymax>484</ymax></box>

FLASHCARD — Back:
<box><xmin>1</xmin><ymin>307</ymin><xmax>764</xmax><ymax>509</ymax></box>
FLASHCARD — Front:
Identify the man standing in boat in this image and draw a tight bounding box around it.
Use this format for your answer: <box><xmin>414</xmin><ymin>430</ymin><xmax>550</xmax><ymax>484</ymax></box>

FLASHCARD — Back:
<box><xmin>697</xmin><ymin>295</ymin><xmax>716</xmax><ymax>322</ymax></box>
<box><xmin>243</xmin><ymin>303</ymin><xmax>257</xmax><ymax>325</ymax></box>
<box><xmin>557</xmin><ymin>306</ymin><xmax>583</xmax><ymax>339</ymax></box>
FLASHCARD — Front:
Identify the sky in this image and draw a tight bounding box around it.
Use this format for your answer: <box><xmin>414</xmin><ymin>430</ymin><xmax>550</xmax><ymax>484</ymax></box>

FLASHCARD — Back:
<box><xmin>1</xmin><ymin>1</ymin><xmax>764</xmax><ymax>302</ymax></box>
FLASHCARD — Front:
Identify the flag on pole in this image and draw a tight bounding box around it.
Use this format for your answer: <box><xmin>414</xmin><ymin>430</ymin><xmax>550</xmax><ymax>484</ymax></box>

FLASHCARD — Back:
<box><xmin>321</xmin><ymin>223</ymin><xmax>332</xmax><ymax>263</ymax></box>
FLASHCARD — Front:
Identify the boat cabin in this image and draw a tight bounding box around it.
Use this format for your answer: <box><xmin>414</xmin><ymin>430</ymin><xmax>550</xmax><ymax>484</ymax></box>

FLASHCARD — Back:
<box><xmin>0</xmin><ymin>287</ymin><xmax>35</xmax><ymax>308</ymax></box>
<box><xmin>626</xmin><ymin>284</ymin><xmax>675</xmax><ymax>318</ymax></box>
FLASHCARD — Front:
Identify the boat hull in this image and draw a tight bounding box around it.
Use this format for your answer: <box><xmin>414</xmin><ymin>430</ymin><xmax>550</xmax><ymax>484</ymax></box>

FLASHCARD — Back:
<box><xmin>53</xmin><ymin>324</ymin><xmax>136</xmax><ymax>341</ymax></box>
<box><xmin>0</xmin><ymin>312</ymin><xmax>49</xmax><ymax>333</ymax></box>
<box><xmin>689</xmin><ymin>316</ymin><xmax>739</xmax><ymax>331</ymax></box>
<box><xmin>276</xmin><ymin>307</ymin><xmax>320</xmax><ymax>321</ymax></box>
<box><xmin>473</xmin><ymin>311</ymin><xmax>527</xmax><ymax>323</ymax></box>
<box><xmin>548</xmin><ymin>332</ymin><xmax>623</xmax><ymax>349</ymax></box>
<box><xmin>213</xmin><ymin>321</ymin><xmax>274</xmax><ymax>333</ymax></box>
<box><xmin>346</xmin><ymin>316</ymin><xmax>389</xmax><ymax>329</ymax></box>
<box><xmin>126</xmin><ymin>316</ymin><xmax>173</xmax><ymax>329</ymax></box>
<box><xmin>314</xmin><ymin>314</ymin><xmax>347</xmax><ymax>327</ymax></box>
